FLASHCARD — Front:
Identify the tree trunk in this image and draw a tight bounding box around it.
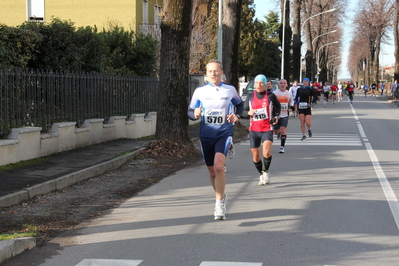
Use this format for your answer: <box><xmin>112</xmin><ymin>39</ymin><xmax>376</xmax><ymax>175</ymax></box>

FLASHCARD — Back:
<box><xmin>292</xmin><ymin>0</ymin><xmax>302</xmax><ymax>81</ymax></box>
<box><xmin>373</xmin><ymin>32</ymin><xmax>381</xmax><ymax>83</ymax></box>
<box><xmin>222</xmin><ymin>0</ymin><xmax>242</xmax><ymax>90</ymax></box>
<box><xmin>304</xmin><ymin>21</ymin><xmax>314</xmax><ymax>80</ymax></box>
<box><xmin>394</xmin><ymin>0</ymin><xmax>399</xmax><ymax>81</ymax></box>
<box><xmin>155</xmin><ymin>0</ymin><xmax>193</xmax><ymax>145</ymax></box>
<box><xmin>281</xmin><ymin>0</ymin><xmax>292</xmax><ymax>81</ymax></box>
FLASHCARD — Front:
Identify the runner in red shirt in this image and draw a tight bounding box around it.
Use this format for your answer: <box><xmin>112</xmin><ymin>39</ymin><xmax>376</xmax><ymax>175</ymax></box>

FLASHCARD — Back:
<box><xmin>347</xmin><ymin>81</ymin><xmax>355</xmax><ymax>104</ymax></box>
<box><xmin>330</xmin><ymin>84</ymin><xmax>338</xmax><ymax>104</ymax></box>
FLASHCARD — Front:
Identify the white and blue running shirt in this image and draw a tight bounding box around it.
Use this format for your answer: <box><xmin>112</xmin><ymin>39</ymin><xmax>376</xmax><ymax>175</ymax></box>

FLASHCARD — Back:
<box><xmin>189</xmin><ymin>82</ymin><xmax>242</xmax><ymax>139</ymax></box>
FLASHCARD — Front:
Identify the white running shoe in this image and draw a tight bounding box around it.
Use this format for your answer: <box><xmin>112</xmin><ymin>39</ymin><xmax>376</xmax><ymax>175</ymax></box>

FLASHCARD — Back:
<box><xmin>227</xmin><ymin>143</ymin><xmax>235</xmax><ymax>159</ymax></box>
<box><xmin>224</xmin><ymin>164</ymin><xmax>227</xmax><ymax>173</ymax></box>
<box><xmin>214</xmin><ymin>203</ymin><xmax>226</xmax><ymax>220</ymax></box>
<box><xmin>279</xmin><ymin>146</ymin><xmax>285</xmax><ymax>153</ymax></box>
<box><xmin>259</xmin><ymin>171</ymin><xmax>270</xmax><ymax>185</ymax></box>
<box><xmin>263</xmin><ymin>171</ymin><xmax>270</xmax><ymax>184</ymax></box>
<box><xmin>259</xmin><ymin>171</ymin><xmax>266</xmax><ymax>185</ymax></box>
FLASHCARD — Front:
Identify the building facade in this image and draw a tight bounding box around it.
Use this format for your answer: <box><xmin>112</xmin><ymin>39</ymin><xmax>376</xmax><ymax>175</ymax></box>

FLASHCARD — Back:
<box><xmin>1</xmin><ymin>0</ymin><xmax>162</xmax><ymax>34</ymax></box>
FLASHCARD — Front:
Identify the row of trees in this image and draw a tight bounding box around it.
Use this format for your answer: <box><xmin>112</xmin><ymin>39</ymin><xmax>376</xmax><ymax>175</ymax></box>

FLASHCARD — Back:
<box><xmin>189</xmin><ymin>0</ymin><xmax>282</xmax><ymax>82</ymax></box>
<box><xmin>348</xmin><ymin>0</ymin><xmax>397</xmax><ymax>85</ymax></box>
<box><xmin>0</xmin><ymin>18</ymin><xmax>157</xmax><ymax>76</ymax></box>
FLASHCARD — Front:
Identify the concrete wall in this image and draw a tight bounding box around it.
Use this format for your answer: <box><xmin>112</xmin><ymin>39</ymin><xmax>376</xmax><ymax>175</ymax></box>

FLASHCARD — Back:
<box><xmin>0</xmin><ymin>112</ymin><xmax>157</xmax><ymax>167</ymax></box>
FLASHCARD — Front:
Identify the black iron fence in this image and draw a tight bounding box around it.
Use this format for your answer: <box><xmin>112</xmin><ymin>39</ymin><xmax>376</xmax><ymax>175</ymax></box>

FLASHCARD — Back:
<box><xmin>0</xmin><ymin>68</ymin><xmax>199</xmax><ymax>139</ymax></box>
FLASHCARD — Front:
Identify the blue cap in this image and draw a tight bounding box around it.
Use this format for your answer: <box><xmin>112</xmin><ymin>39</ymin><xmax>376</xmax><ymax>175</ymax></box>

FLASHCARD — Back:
<box><xmin>254</xmin><ymin>74</ymin><xmax>267</xmax><ymax>84</ymax></box>
<box><xmin>303</xmin><ymin>78</ymin><xmax>310</xmax><ymax>83</ymax></box>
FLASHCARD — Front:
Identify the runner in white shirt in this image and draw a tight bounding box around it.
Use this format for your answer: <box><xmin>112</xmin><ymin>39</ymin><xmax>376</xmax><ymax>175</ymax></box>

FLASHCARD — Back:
<box><xmin>322</xmin><ymin>81</ymin><xmax>331</xmax><ymax>107</ymax></box>
<box><xmin>273</xmin><ymin>79</ymin><xmax>294</xmax><ymax>153</ymax></box>
<box><xmin>289</xmin><ymin>80</ymin><xmax>299</xmax><ymax>117</ymax></box>
<box><xmin>337</xmin><ymin>81</ymin><xmax>343</xmax><ymax>101</ymax></box>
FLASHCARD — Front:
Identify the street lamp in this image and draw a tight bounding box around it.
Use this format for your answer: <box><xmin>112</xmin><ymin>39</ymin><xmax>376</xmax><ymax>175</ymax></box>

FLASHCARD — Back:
<box><xmin>316</xmin><ymin>41</ymin><xmax>339</xmax><ymax>82</ymax></box>
<box><xmin>217</xmin><ymin>0</ymin><xmax>223</xmax><ymax>63</ymax></box>
<box><xmin>327</xmin><ymin>56</ymin><xmax>341</xmax><ymax>82</ymax></box>
<box><xmin>311</xmin><ymin>30</ymin><xmax>337</xmax><ymax>47</ymax></box>
<box><xmin>317</xmin><ymin>41</ymin><xmax>339</xmax><ymax>71</ymax></box>
<box><xmin>299</xmin><ymin>8</ymin><xmax>337</xmax><ymax>81</ymax></box>
<box><xmin>281</xmin><ymin>0</ymin><xmax>288</xmax><ymax>79</ymax></box>
<box><xmin>300</xmin><ymin>8</ymin><xmax>337</xmax><ymax>33</ymax></box>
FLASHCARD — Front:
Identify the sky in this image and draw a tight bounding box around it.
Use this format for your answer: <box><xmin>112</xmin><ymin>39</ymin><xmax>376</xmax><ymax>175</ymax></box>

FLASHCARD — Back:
<box><xmin>252</xmin><ymin>0</ymin><xmax>395</xmax><ymax>79</ymax></box>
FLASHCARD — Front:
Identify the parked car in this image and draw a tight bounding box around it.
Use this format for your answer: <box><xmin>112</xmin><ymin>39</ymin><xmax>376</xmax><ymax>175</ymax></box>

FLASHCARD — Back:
<box><xmin>240</xmin><ymin>79</ymin><xmax>279</xmax><ymax>118</ymax></box>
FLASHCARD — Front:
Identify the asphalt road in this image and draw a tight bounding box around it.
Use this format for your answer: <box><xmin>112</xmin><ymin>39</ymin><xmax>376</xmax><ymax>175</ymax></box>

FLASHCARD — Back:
<box><xmin>4</xmin><ymin>93</ymin><xmax>399</xmax><ymax>266</ymax></box>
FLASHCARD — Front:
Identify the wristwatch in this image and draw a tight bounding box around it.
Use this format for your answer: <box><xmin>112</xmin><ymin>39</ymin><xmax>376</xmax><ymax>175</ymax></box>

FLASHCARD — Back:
<box><xmin>236</xmin><ymin>114</ymin><xmax>241</xmax><ymax>119</ymax></box>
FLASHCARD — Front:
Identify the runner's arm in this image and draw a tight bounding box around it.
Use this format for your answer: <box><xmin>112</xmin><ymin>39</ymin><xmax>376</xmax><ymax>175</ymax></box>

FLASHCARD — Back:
<box><xmin>271</xmin><ymin>93</ymin><xmax>281</xmax><ymax>117</ymax></box>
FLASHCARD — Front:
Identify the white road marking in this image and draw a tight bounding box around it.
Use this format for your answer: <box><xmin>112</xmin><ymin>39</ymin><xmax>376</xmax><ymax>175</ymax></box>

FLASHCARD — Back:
<box><xmin>75</xmin><ymin>260</ymin><xmax>263</xmax><ymax>266</ymax></box>
<box><xmin>76</xmin><ymin>259</ymin><xmax>143</xmax><ymax>266</ymax></box>
<box><xmin>241</xmin><ymin>133</ymin><xmax>362</xmax><ymax>146</ymax></box>
<box><xmin>199</xmin><ymin>262</ymin><xmax>262</xmax><ymax>266</ymax></box>
<box><xmin>349</xmin><ymin>101</ymin><xmax>399</xmax><ymax>231</ymax></box>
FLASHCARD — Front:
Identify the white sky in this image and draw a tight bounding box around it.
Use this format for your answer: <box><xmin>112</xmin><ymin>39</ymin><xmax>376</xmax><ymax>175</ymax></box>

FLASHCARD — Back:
<box><xmin>252</xmin><ymin>0</ymin><xmax>395</xmax><ymax>79</ymax></box>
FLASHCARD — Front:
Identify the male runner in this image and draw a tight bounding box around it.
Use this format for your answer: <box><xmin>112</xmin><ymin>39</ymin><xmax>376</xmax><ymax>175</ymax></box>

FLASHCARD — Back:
<box><xmin>188</xmin><ymin>59</ymin><xmax>243</xmax><ymax>220</ymax></box>
<box><xmin>244</xmin><ymin>75</ymin><xmax>281</xmax><ymax>185</ymax></box>
<box><xmin>330</xmin><ymin>83</ymin><xmax>338</xmax><ymax>104</ymax></box>
<box><xmin>347</xmin><ymin>81</ymin><xmax>355</xmax><ymax>103</ymax></box>
<box><xmin>294</xmin><ymin>78</ymin><xmax>318</xmax><ymax>141</ymax></box>
<box><xmin>322</xmin><ymin>81</ymin><xmax>331</xmax><ymax>107</ymax></box>
<box><xmin>371</xmin><ymin>81</ymin><xmax>377</xmax><ymax>97</ymax></box>
<box><xmin>273</xmin><ymin>79</ymin><xmax>294</xmax><ymax>153</ymax></box>
<box><xmin>289</xmin><ymin>80</ymin><xmax>300</xmax><ymax>117</ymax></box>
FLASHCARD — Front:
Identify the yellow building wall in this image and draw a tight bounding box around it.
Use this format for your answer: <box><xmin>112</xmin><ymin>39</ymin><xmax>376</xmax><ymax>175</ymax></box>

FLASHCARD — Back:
<box><xmin>0</xmin><ymin>0</ymin><xmax>162</xmax><ymax>33</ymax></box>
<box><xmin>0</xmin><ymin>0</ymin><xmax>26</xmax><ymax>26</ymax></box>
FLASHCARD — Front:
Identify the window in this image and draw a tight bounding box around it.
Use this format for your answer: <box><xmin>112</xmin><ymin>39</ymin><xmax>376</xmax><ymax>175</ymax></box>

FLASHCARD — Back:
<box><xmin>143</xmin><ymin>0</ymin><xmax>149</xmax><ymax>25</ymax></box>
<box><xmin>154</xmin><ymin>5</ymin><xmax>162</xmax><ymax>28</ymax></box>
<box><xmin>27</xmin><ymin>0</ymin><xmax>45</xmax><ymax>21</ymax></box>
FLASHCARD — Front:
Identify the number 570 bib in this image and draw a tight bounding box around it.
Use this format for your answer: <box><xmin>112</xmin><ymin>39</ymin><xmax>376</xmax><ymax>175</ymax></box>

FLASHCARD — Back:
<box><xmin>205</xmin><ymin>109</ymin><xmax>226</xmax><ymax>124</ymax></box>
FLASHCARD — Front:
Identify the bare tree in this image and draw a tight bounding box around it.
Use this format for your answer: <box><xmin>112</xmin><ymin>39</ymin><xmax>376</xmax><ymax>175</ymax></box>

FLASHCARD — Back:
<box><xmin>394</xmin><ymin>0</ymin><xmax>399</xmax><ymax>81</ymax></box>
<box><xmin>292</xmin><ymin>0</ymin><xmax>302</xmax><ymax>80</ymax></box>
<box><xmin>190</xmin><ymin>0</ymin><xmax>212</xmax><ymax>73</ymax></box>
<box><xmin>222</xmin><ymin>0</ymin><xmax>243</xmax><ymax>89</ymax></box>
<box><xmin>349</xmin><ymin>0</ymin><xmax>393</xmax><ymax>83</ymax></box>
<box><xmin>280</xmin><ymin>0</ymin><xmax>292</xmax><ymax>81</ymax></box>
<box><xmin>301</xmin><ymin>0</ymin><xmax>344</xmax><ymax>81</ymax></box>
<box><xmin>155</xmin><ymin>0</ymin><xmax>193</xmax><ymax>145</ymax></box>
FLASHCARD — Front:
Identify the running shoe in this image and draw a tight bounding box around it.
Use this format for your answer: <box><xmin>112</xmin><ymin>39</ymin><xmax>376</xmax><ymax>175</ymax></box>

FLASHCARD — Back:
<box><xmin>214</xmin><ymin>203</ymin><xmax>226</xmax><ymax>220</ymax></box>
<box><xmin>263</xmin><ymin>171</ymin><xmax>270</xmax><ymax>184</ymax></box>
<box><xmin>279</xmin><ymin>146</ymin><xmax>285</xmax><ymax>153</ymax></box>
<box><xmin>259</xmin><ymin>171</ymin><xmax>270</xmax><ymax>185</ymax></box>
<box><xmin>227</xmin><ymin>143</ymin><xmax>235</xmax><ymax>159</ymax></box>
<box><xmin>224</xmin><ymin>164</ymin><xmax>227</xmax><ymax>173</ymax></box>
<box><xmin>308</xmin><ymin>129</ymin><xmax>312</xmax><ymax>137</ymax></box>
<box><xmin>301</xmin><ymin>135</ymin><xmax>306</xmax><ymax>141</ymax></box>
<box><xmin>259</xmin><ymin>171</ymin><xmax>266</xmax><ymax>186</ymax></box>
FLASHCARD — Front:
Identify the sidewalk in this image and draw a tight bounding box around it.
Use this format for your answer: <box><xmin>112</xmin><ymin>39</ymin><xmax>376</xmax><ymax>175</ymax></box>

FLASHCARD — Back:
<box><xmin>0</xmin><ymin>123</ymin><xmax>200</xmax><ymax>206</ymax></box>
<box><xmin>0</xmin><ymin>123</ymin><xmax>200</xmax><ymax>263</ymax></box>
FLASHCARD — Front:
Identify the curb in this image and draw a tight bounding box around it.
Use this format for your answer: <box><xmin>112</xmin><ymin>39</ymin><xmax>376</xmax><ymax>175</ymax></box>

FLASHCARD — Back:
<box><xmin>0</xmin><ymin>136</ymin><xmax>201</xmax><ymax>264</ymax></box>
<box><xmin>0</xmin><ymin>147</ymin><xmax>146</xmax><ymax>265</ymax></box>
<box><xmin>0</xmin><ymin>147</ymin><xmax>146</xmax><ymax>208</ymax></box>
<box><xmin>0</xmin><ymin>237</ymin><xmax>36</xmax><ymax>264</ymax></box>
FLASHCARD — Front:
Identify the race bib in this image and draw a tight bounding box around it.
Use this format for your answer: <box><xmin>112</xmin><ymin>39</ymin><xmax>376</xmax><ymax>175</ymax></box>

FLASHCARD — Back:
<box><xmin>299</xmin><ymin>102</ymin><xmax>308</xmax><ymax>109</ymax></box>
<box><xmin>204</xmin><ymin>109</ymin><xmax>225</xmax><ymax>124</ymax></box>
<box><xmin>253</xmin><ymin>108</ymin><xmax>268</xmax><ymax>121</ymax></box>
<box><xmin>280</xmin><ymin>103</ymin><xmax>288</xmax><ymax>116</ymax></box>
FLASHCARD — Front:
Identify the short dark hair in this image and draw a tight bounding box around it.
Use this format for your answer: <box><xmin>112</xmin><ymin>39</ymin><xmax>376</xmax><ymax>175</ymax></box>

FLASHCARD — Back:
<box><xmin>207</xmin><ymin>59</ymin><xmax>223</xmax><ymax>71</ymax></box>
